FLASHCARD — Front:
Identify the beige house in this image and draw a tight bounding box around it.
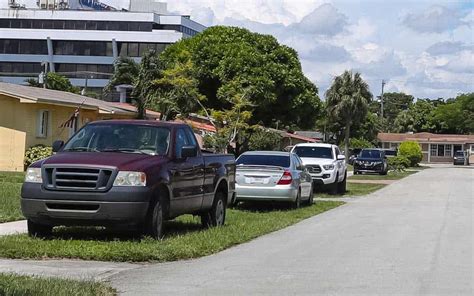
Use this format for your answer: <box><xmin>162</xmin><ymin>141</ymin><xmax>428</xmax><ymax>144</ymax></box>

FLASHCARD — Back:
<box><xmin>0</xmin><ymin>82</ymin><xmax>159</xmax><ymax>171</ymax></box>
<box><xmin>378</xmin><ymin>132</ymin><xmax>474</xmax><ymax>163</ymax></box>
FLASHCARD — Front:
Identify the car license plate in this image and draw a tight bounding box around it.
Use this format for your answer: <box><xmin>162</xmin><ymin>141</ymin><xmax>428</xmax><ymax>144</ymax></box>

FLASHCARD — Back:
<box><xmin>245</xmin><ymin>177</ymin><xmax>267</xmax><ymax>184</ymax></box>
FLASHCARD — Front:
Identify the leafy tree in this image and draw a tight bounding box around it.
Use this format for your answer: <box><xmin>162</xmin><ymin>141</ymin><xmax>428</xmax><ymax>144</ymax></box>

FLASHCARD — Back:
<box><xmin>326</xmin><ymin>70</ymin><xmax>372</xmax><ymax>159</ymax></box>
<box><xmin>105</xmin><ymin>57</ymin><xmax>139</xmax><ymax>93</ymax></box>
<box><xmin>380</xmin><ymin>92</ymin><xmax>414</xmax><ymax>131</ymax></box>
<box><xmin>393</xmin><ymin>99</ymin><xmax>436</xmax><ymax>133</ymax></box>
<box><xmin>431</xmin><ymin>93</ymin><xmax>474</xmax><ymax>134</ymax></box>
<box><xmin>26</xmin><ymin>73</ymin><xmax>80</xmax><ymax>94</ymax></box>
<box><xmin>248</xmin><ymin>128</ymin><xmax>282</xmax><ymax>151</ymax></box>
<box><xmin>398</xmin><ymin>141</ymin><xmax>422</xmax><ymax>166</ymax></box>
<box><xmin>349</xmin><ymin>138</ymin><xmax>374</xmax><ymax>149</ymax></box>
<box><xmin>159</xmin><ymin>26</ymin><xmax>322</xmax><ymax>129</ymax></box>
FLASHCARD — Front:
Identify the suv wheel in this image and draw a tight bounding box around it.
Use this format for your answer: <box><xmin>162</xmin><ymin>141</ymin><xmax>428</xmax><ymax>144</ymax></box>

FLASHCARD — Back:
<box><xmin>27</xmin><ymin>220</ymin><xmax>52</xmax><ymax>238</ymax></box>
<box><xmin>201</xmin><ymin>191</ymin><xmax>226</xmax><ymax>227</ymax></box>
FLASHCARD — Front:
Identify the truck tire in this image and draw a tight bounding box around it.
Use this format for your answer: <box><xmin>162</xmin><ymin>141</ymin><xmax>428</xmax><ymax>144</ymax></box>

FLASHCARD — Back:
<box><xmin>337</xmin><ymin>172</ymin><xmax>347</xmax><ymax>194</ymax></box>
<box><xmin>329</xmin><ymin>173</ymin><xmax>339</xmax><ymax>195</ymax></box>
<box><xmin>147</xmin><ymin>199</ymin><xmax>164</xmax><ymax>239</ymax></box>
<box><xmin>201</xmin><ymin>191</ymin><xmax>226</xmax><ymax>227</ymax></box>
<box><xmin>27</xmin><ymin>220</ymin><xmax>52</xmax><ymax>238</ymax></box>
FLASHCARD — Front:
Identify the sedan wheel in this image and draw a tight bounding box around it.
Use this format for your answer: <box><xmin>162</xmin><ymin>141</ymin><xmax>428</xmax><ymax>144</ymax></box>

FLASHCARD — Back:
<box><xmin>293</xmin><ymin>190</ymin><xmax>301</xmax><ymax>209</ymax></box>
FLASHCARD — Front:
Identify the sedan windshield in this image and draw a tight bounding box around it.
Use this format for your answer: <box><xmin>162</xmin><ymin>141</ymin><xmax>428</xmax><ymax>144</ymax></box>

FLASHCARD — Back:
<box><xmin>359</xmin><ymin>149</ymin><xmax>382</xmax><ymax>159</ymax></box>
<box><xmin>62</xmin><ymin>124</ymin><xmax>170</xmax><ymax>156</ymax></box>
<box><xmin>293</xmin><ymin>147</ymin><xmax>333</xmax><ymax>159</ymax></box>
<box><xmin>236</xmin><ymin>155</ymin><xmax>290</xmax><ymax>168</ymax></box>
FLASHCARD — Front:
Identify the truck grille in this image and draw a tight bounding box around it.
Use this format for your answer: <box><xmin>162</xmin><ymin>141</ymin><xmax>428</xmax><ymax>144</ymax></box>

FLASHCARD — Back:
<box><xmin>306</xmin><ymin>165</ymin><xmax>322</xmax><ymax>174</ymax></box>
<box><xmin>44</xmin><ymin>166</ymin><xmax>114</xmax><ymax>191</ymax></box>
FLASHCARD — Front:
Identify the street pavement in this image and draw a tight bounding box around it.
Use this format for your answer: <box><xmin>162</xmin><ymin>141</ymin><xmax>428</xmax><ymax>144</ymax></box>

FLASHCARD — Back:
<box><xmin>0</xmin><ymin>166</ymin><xmax>472</xmax><ymax>295</ymax></box>
<box><xmin>111</xmin><ymin>166</ymin><xmax>473</xmax><ymax>295</ymax></box>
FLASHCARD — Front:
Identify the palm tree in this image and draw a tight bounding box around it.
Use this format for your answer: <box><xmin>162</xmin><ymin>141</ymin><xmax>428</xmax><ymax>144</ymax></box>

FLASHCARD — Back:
<box><xmin>326</xmin><ymin>70</ymin><xmax>372</xmax><ymax>159</ymax></box>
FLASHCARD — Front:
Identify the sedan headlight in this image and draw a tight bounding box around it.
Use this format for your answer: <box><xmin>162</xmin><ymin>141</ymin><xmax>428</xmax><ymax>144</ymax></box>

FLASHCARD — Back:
<box><xmin>25</xmin><ymin>168</ymin><xmax>42</xmax><ymax>183</ymax></box>
<box><xmin>113</xmin><ymin>171</ymin><xmax>146</xmax><ymax>186</ymax></box>
<box><xmin>323</xmin><ymin>164</ymin><xmax>335</xmax><ymax>170</ymax></box>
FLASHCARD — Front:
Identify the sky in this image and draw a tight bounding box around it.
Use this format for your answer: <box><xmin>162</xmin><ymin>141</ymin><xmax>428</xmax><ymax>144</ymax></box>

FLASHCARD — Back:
<box><xmin>3</xmin><ymin>0</ymin><xmax>473</xmax><ymax>99</ymax></box>
<box><xmin>161</xmin><ymin>0</ymin><xmax>473</xmax><ymax>100</ymax></box>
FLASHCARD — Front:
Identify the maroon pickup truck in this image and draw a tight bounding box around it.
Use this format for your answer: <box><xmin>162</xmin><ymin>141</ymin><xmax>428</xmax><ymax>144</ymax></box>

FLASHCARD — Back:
<box><xmin>21</xmin><ymin>120</ymin><xmax>236</xmax><ymax>239</ymax></box>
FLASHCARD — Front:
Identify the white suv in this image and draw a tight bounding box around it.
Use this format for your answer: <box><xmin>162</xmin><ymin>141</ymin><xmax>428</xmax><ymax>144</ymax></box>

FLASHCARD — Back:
<box><xmin>291</xmin><ymin>143</ymin><xmax>347</xmax><ymax>194</ymax></box>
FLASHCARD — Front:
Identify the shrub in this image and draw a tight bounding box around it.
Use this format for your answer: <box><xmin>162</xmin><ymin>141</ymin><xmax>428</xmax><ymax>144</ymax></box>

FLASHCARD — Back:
<box><xmin>398</xmin><ymin>141</ymin><xmax>422</xmax><ymax>166</ymax></box>
<box><xmin>248</xmin><ymin>129</ymin><xmax>282</xmax><ymax>151</ymax></box>
<box><xmin>24</xmin><ymin>145</ymin><xmax>53</xmax><ymax>168</ymax></box>
<box><xmin>388</xmin><ymin>155</ymin><xmax>410</xmax><ymax>171</ymax></box>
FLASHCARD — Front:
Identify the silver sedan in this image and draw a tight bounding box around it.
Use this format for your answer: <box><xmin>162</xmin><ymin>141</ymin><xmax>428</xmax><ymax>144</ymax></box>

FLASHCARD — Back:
<box><xmin>235</xmin><ymin>151</ymin><xmax>314</xmax><ymax>208</ymax></box>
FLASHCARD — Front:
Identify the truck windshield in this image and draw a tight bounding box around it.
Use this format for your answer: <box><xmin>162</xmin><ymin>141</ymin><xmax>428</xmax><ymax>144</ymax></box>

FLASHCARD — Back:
<box><xmin>293</xmin><ymin>147</ymin><xmax>333</xmax><ymax>159</ymax></box>
<box><xmin>359</xmin><ymin>149</ymin><xmax>382</xmax><ymax>159</ymax></box>
<box><xmin>62</xmin><ymin>124</ymin><xmax>170</xmax><ymax>156</ymax></box>
<box><xmin>236</xmin><ymin>154</ymin><xmax>290</xmax><ymax>168</ymax></box>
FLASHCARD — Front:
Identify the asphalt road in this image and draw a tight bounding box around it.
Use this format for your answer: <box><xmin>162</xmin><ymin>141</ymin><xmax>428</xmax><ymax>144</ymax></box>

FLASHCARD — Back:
<box><xmin>110</xmin><ymin>166</ymin><xmax>473</xmax><ymax>295</ymax></box>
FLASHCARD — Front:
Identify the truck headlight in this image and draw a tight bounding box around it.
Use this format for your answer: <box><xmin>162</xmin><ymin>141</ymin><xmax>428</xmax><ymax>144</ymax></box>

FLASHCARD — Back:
<box><xmin>25</xmin><ymin>168</ymin><xmax>42</xmax><ymax>183</ymax></box>
<box><xmin>323</xmin><ymin>164</ymin><xmax>335</xmax><ymax>170</ymax></box>
<box><xmin>113</xmin><ymin>171</ymin><xmax>146</xmax><ymax>186</ymax></box>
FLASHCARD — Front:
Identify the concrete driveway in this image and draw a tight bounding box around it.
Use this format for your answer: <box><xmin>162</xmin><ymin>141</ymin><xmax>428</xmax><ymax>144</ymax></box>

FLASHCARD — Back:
<box><xmin>110</xmin><ymin>166</ymin><xmax>473</xmax><ymax>295</ymax></box>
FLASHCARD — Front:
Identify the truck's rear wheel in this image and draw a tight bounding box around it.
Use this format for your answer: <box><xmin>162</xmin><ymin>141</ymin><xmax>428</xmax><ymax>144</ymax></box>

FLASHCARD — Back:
<box><xmin>201</xmin><ymin>191</ymin><xmax>226</xmax><ymax>227</ymax></box>
<box><xmin>27</xmin><ymin>220</ymin><xmax>52</xmax><ymax>238</ymax></box>
<box><xmin>147</xmin><ymin>199</ymin><xmax>164</xmax><ymax>239</ymax></box>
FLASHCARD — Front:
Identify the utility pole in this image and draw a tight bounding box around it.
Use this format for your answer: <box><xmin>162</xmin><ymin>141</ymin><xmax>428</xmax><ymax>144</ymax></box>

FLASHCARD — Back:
<box><xmin>380</xmin><ymin>79</ymin><xmax>385</xmax><ymax>119</ymax></box>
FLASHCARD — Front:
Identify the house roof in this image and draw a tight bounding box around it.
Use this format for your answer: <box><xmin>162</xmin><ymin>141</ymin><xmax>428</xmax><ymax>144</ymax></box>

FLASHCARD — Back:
<box><xmin>267</xmin><ymin>128</ymin><xmax>318</xmax><ymax>143</ymax></box>
<box><xmin>175</xmin><ymin>118</ymin><xmax>217</xmax><ymax>133</ymax></box>
<box><xmin>378</xmin><ymin>132</ymin><xmax>474</xmax><ymax>144</ymax></box>
<box><xmin>107</xmin><ymin>102</ymin><xmax>161</xmax><ymax>119</ymax></box>
<box><xmin>294</xmin><ymin>131</ymin><xmax>324</xmax><ymax>139</ymax></box>
<box><xmin>0</xmin><ymin>82</ymin><xmax>134</xmax><ymax>115</ymax></box>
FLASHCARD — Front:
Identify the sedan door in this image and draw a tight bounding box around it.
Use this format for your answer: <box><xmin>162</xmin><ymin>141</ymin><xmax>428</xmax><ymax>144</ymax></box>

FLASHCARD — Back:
<box><xmin>294</xmin><ymin>155</ymin><xmax>312</xmax><ymax>197</ymax></box>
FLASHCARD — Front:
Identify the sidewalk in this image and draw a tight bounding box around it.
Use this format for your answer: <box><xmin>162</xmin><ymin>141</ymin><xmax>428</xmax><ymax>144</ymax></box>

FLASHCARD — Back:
<box><xmin>0</xmin><ymin>220</ymin><xmax>27</xmax><ymax>236</ymax></box>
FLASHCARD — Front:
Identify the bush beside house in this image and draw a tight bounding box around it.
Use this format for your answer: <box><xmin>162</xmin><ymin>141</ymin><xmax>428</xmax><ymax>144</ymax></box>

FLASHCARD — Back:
<box><xmin>24</xmin><ymin>145</ymin><xmax>53</xmax><ymax>168</ymax></box>
<box><xmin>398</xmin><ymin>141</ymin><xmax>423</xmax><ymax>166</ymax></box>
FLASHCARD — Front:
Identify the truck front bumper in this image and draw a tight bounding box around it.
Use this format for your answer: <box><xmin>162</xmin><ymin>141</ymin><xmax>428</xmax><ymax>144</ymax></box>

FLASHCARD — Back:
<box><xmin>21</xmin><ymin>183</ymin><xmax>151</xmax><ymax>227</ymax></box>
<box><xmin>310</xmin><ymin>170</ymin><xmax>337</xmax><ymax>185</ymax></box>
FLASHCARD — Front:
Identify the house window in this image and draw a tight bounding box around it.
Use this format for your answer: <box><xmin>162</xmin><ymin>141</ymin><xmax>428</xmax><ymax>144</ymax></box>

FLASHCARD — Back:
<box><xmin>445</xmin><ymin>145</ymin><xmax>452</xmax><ymax>157</ymax></box>
<box><xmin>430</xmin><ymin>144</ymin><xmax>452</xmax><ymax>157</ymax></box>
<box><xmin>36</xmin><ymin>110</ymin><xmax>49</xmax><ymax>138</ymax></box>
<box><xmin>430</xmin><ymin>144</ymin><xmax>437</xmax><ymax>156</ymax></box>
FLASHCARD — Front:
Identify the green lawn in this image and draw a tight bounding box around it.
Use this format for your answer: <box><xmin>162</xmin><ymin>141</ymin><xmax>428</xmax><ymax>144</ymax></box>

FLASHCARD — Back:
<box><xmin>0</xmin><ymin>172</ymin><xmax>24</xmax><ymax>223</ymax></box>
<box><xmin>0</xmin><ymin>273</ymin><xmax>115</xmax><ymax>296</ymax></box>
<box><xmin>317</xmin><ymin>182</ymin><xmax>386</xmax><ymax>199</ymax></box>
<box><xmin>349</xmin><ymin>170</ymin><xmax>417</xmax><ymax>180</ymax></box>
<box><xmin>0</xmin><ymin>201</ymin><xmax>343</xmax><ymax>262</ymax></box>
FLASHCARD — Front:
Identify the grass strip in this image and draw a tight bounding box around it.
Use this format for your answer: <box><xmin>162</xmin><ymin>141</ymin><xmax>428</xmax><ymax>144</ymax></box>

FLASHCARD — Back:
<box><xmin>317</xmin><ymin>183</ymin><xmax>386</xmax><ymax>198</ymax></box>
<box><xmin>0</xmin><ymin>201</ymin><xmax>343</xmax><ymax>262</ymax></box>
<box><xmin>0</xmin><ymin>172</ymin><xmax>24</xmax><ymax>223</ymax></box>
<box><xmin>0</xmin><ymin>273</ymin><xmax>115</xmax><ymax>296</ymax></box>
<box><xmin>349</xmin><ymin>170</ymin><xmax>417</xmax><ymax>180</ymax></box>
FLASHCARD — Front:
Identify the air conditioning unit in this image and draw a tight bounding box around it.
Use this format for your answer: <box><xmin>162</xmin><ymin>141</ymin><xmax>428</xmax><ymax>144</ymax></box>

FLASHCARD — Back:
<box><xmin>37</xmin><ymin>0</ymin><xmax>69</xmax><ymax>10</ymax></box>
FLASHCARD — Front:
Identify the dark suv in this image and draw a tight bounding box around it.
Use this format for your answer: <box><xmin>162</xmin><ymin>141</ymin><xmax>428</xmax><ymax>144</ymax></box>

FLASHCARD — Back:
<box><xmin>453</xmin><ymin>151</ymin><xmax>470</xmax><ymax>165</ymax></box>
<box><xmin>353</xmin><ymin>149</ymin><xmax>388</xmax><ymax>175</ymax></box>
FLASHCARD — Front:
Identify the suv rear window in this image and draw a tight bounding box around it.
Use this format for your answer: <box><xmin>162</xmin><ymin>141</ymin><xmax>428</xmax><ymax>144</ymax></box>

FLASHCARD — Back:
<box><xmin>236</xmin><ymin>154</ymin><xmax>290</xmax><ymax>168</ymax></box>
<box><xmin>293</xmin><ymin>146</ymin><xmax>333</xmax><ymax>159</ymax></box>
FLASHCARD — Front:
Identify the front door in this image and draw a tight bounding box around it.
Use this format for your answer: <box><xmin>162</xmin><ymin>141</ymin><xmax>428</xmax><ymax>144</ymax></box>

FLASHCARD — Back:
<box><xmin>169</xmin><ymin>128</ymin><xmax>204</xmax><ymax>215</ymax></box>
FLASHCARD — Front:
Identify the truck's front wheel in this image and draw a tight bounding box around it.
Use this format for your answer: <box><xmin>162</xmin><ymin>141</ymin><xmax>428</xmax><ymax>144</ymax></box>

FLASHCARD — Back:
<box><xmin>27</xmin><ymin>220</ymin><xmax>52</xmax><ymax>238</ymax></box>
<box><xmin>147</xmin><ymin>199</ymin><xmax>164</xmax><ymax>239</ymax></box>
<box><xmin>201</xmin><ymin>191</ymin><xmax>226</xmax><ymax>227</ymax></box>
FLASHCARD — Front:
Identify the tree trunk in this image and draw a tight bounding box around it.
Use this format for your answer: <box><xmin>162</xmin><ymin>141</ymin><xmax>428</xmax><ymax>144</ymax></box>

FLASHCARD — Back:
<box><xmin>344</xmin><ymin>123</ymin><xmax>350</xmax><ymax>160</ymax></box>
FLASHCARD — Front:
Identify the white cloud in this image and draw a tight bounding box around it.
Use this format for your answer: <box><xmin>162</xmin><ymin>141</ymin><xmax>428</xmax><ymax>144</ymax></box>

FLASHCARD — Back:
<box><xmin>426</xmin><ymin>41</ymin><xmax>473</xmax><ymax>55</ymax></box>
<box><xmin>289</xmin><ymin>3</ymin><xmax>348</xmax><ymax>36</ymax></box>
<box><xmin>402</xmin><ymin>5</ymin><xmax>468</xmax><ymax>33</ymax></box>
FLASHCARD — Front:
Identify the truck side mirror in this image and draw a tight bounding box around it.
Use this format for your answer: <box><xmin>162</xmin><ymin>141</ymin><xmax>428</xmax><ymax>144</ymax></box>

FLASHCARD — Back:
<box><xmin>337</xmin><ymin>154</ymin><xmax>345</xmax><ymax>160</ymax></box>
<box><xmin>181</xmin><ymin>145</ymin><xmax>198</xmax><ymax>158</ymax></box>
<box><xmin>52</xmin><ymin>140</ymin><xmax>64</xmax><ymax>152</ymax></box>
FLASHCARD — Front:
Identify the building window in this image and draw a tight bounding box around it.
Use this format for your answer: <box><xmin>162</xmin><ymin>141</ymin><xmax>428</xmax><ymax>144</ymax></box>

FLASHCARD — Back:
<box><xmin>37</xmin><ymin>110</ymin><xmax>49</xmax><ymax>138</ymax></box>
<box><xmin>430</xmin><ymin>144</ymin><xmax>437</xmax><ymax>157</ymax></box>
<box><xmin>445</xmin><ymin>145</ymin><xmax>452</xmax><ymax>157</ymax></box>
<box><xmin>430</xmin><ymin>144</ymin><xmax>453</xmax><ymax>157</ymax></box>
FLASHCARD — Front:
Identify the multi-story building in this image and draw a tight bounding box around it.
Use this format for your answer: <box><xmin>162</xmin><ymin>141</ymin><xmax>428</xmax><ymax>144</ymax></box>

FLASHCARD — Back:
<box><xmin>0</xmin><ymin>0</ymin><xmax>205</xmax><ymax>96</ymax></box>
